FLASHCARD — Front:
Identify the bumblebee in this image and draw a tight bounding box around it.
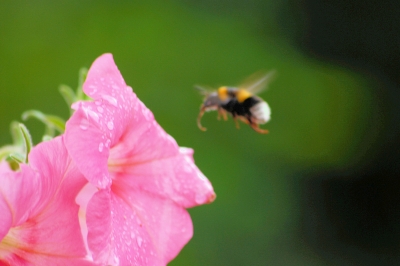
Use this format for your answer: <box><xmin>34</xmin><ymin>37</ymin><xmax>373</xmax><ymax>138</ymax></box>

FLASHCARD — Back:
<box><xmin>196</xmin><ymin>71</ymin><xmax>274</xmax><ymax>134</ymax></box>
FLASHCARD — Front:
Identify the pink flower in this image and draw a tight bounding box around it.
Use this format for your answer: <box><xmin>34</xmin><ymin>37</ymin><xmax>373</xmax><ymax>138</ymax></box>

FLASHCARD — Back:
<box><xmin>65</xmin><ymin>54</ymin><xmax>215</xmax><ymax>265</ymax></box>
<box><xmin>0</xmin><ymin>137</ymin><xmax>96</xmax><ymax>265</ymax></box>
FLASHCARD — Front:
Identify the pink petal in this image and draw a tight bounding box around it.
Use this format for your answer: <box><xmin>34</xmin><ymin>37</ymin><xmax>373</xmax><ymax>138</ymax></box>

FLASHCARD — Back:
<box><xmin>0</xmin><ymin>192</ymin><xmax>12</xmax><ymax>242</ymax></box>
<box><xmin>108</xmin><ymin>96</ymin><xmax>178</xmax><ymax>164</ymax></box>
<box><xmin>86</xmin><ymin>189</ymin><xmax>112</xmax><ymax>263</ymax></box>
<box><xmin>108</xmin><ymin>97</ymin><xmax>215</xmax><ymax>208</ymax></box>
<box><xmin>76</xmin><ymin>182</ymin><xmax>99</xmax><ymax>255</ymax></box>
<box><xmin>112</xmin><ymin>148</ymin><xmax>215</xmax><ymax>209</ymax></box>
<box><xmin>1</xmin><ymin>255</ymin><xmax>98</xmax><ymax>266</ymax></box>
<box><xmin>65</xmin><ymin>103</ymin><xmax>112</xmax><ymax>188</ymax></box>
<box><xmin>0</xmin><ymin>163</ymin><xmax>39</xmax><ymax>237</ymax></box>
<box><xmin>0</xmin><ymin>137</ymin><xmax>95</xmax><ymax>265</ymax></box>
<box><xmin>65</xmin><ymin>53</ymin><xmax>135</xmax><ymax>188</ymax></box>
<box><xmin>87</xmin><ymin>189</ymin><xmax>192</xmax><ymax>266</ymax></box>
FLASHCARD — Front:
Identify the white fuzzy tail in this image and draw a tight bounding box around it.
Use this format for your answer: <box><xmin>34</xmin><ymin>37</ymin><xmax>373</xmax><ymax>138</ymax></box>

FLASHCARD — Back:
<box><xmin>250</xmin><ymin>101</ymin><xmax>271</xmax><ymax>124</ymax></box>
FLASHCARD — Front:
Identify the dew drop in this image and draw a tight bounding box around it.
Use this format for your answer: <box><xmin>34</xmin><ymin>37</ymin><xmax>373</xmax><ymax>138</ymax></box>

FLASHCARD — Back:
<box><xmin>197</xmin><ymin>172</ymin><xmax>207</xmax><ymax>181</ymax></box>
<box><xmin>105</xmin><ymin>139</ymin><xmax>111</xmax><ymax>148</ymax></box>
<box><xmin>107</xmin><ymin>121</ymin><xmax>114</xmax><ymax>130</ymax></box>
<box><xmin>97</xmin><ymin>106</ymin><xmax>104</xmax><ymax>113</ymax></box>
<box><xmin>131</xmin><ymin>232</ymin><xmax>135</xmax><ymax>239</ymax></box>
<box><xmin>85</xmin><ymin>108</ymin><xmax>99</xmax><ymax>123</ymax></box>
<box><xmin>141</xmin><ymin>108</ymin><xmax>153</xmax><ymax>120</ymax></box>
<box><xmin>102</xmin><ymin>95</ymin><xmax>118</xmax><ymax>107</ymax></box>
<box><xmin>98</xmin><ymin>142</ymin><xmax>104</xmax><ymax>152</ymax></box>
<box><xmin>79</xmin><ymin>118</ymin><xmax>89</xmax><ymax>130</ymax></box>
<box><xmin>136</xmin><ymin>237</ymin><xmax>143</xmax><ymax>247</ymax></box>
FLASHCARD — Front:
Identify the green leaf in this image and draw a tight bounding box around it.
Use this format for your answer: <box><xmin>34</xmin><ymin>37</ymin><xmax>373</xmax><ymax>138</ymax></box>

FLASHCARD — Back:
<box><xmin>76</xmin><ymin>67</ymin><xmax>88</xmax><ymax>100</ymax></box>
<box><xmin>22</xmin><ymin>110</ymin><xmax>65</xmax><ymax>136</ymax></box>
<box><xmin>44</xmin><ymin>115</ymin><xmax>65</xmax><ymax>132</ymax></box>
<box><xmin>6</xmin><ymin>153</ymin><xmax>24</xmax><ymax>170</ymax></box>
<box><xmin>59</xmin><ymin>84</ymin><xmax>76</xmax><ymax>113</ymax></box>
<box><xmin>42</xmin><ymin>135</ymin><xmax>53</xmax><ymax>142</ymax></box>
<box><xmin>7</xmin><ymin>153</ymin><xmax>25</xmax><ymax>164</ymax></box>
<box><xmin>0</xmin><ymin>145</ymin><xmax>19</xmax><ymax>161</ymax></box>
<box><xmin>9</xmin><ymin>121</ymin><xmax>23</xmax><ymax>146</ymax></box>
<box><xmin>18</xmin><ymin>123</ymin><xmax>32</xmax><ymax>163</ymax></box>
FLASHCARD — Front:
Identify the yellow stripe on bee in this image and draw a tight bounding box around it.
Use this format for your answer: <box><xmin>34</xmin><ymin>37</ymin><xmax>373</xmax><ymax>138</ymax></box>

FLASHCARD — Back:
<box><xmin>217</xmin><ymin>86</ymin><xmax>229</xmax><ymax>101</ymax></box>
<box><xmin>236</xmin><ymin>89</ymin><xmax>253</xmax><ymax>103</ymax></box>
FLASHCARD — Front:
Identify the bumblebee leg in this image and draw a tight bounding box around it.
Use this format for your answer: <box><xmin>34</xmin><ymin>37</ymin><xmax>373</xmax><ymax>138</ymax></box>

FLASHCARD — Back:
<box><xmin>217</xmin><ymin>108</ymin><xmax>228</xmax><ymax>121</ymax></box>
<box><xmin>239</xmin><ymin>116</ymin><xmax>250</xmax><ymax>125</ymax></box>
<box><xmin>233</xmin><ymin>116</ymin><xmax>240</xmax><ymax>129</ymax></box>
<box><xmin>250</xmin><ymin>123</ymin><xmax>269</xmax><ymax>134</ymax></box>
<box><xmin>221</xmin><ymin>109</ymin><xmax>228</xmax><ymax>121</ymax></box>
<box><xmin>197</xmin><ymin>107</ymin><xmax>207</xmax><ymax>131</ymax></box>
<box><xmin>217</xmin><ymin>108</ymin><xmax>222</xmax><ymax>120</ymax></box>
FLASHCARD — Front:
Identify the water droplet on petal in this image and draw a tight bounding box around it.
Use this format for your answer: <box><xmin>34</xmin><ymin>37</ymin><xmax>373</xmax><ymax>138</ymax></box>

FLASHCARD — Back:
<box><xmin>131</xmin><ymin>232</ymin><xmax>135</xmax><ymax>239</ymax></box>
<box><xmin>197</xmin><ymin>172</ymin><xmax>207</xmax><ymax>181</ymax></box>
<box><xmin>83</xmin><ymin>107</ymin><xmax>99</xmax><ymax>123</ymax></box>
<box><xmin>105</xmin><ymin>139</ymin><xmax>111</xmax><ymax>148</ymax></box>
<box><xmin>107</xmin><ymin>121</ymin><xmax>114</xmax><ymax>130</ymax></box>
<box><xmin>97</xmin><ymin>106</ymin><xmax>104</xmax><ymax>113</ymax></box>
<box><xmin>98</xmin><ymin>142</ymin><xmax>104</xmax><ymax>152</ymax></box>
<box><xmin>136</xmin><ymin>237</ymin><xmax>143</xmax><ymax>247</ymax></box>
<box><xmin>102</xmin><ymin>95</ymin><xmax>118</xmax><ymax>107</ymax></box>
<box><xmin>141</xmin><ymin>107</ymin><xmax>153</xmax><ymax>120</ymax></box>
<box><xmin>80</xmin><ymin>118</ymin><xmax>89</xmax><ymax>130</ymax></box>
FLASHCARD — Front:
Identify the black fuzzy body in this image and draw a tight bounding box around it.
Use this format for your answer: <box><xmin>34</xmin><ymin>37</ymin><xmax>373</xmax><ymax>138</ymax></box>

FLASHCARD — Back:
<box><xmin>220</xmin><ymin>96</ymin><xmax>260</xmax><ymax>121</ymax></box>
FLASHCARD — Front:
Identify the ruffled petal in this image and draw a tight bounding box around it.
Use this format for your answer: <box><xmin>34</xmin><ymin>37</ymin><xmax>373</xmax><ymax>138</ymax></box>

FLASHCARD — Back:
<box><xmin>86</xmin><ymin>189</ymin><xmax>112</xmax><ymax>264</ymax></box>
<box><xmin>108</xmin><ymin>96</ymin><xmax>178</xmax><ymax>165</ymax></box>
<box><xmin>0</xmin><ymin>137</ymin><xmax>95</xmax><ymax>265</ymax></box>
<box><xmin>87</xmin><ymin>188</ymin><xmax>192</xmax><ymax>266</ymax></box>
<box><xmin>112</xmin><ymin>148</ymin><xmax>215</xmax><ymax>209</ymax></box>
<box><xmin>65</xmin><ymin>103</ymin><xmax>112</xmax><ymax>188</ymax></box>
<box><xmin>108</xmin><ymin>96</ymin><xmax>215</xmax><ymax>208</ymax></box>
<box><xmin>0</xmin><ymin>163</ymin><xmax>39</xmax><ymax>234</ymax></box>
<box><xmin>65</xmin><ymin>53</ymin><xmax>135</xmax><ymax>189</ymax></box>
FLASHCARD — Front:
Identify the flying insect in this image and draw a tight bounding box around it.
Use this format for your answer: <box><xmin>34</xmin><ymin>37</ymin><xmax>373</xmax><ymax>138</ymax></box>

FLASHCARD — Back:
<box><xmin>196</xmin><ymin>71</ymin><xmax>275</xmax><ymax>134</ymax></box>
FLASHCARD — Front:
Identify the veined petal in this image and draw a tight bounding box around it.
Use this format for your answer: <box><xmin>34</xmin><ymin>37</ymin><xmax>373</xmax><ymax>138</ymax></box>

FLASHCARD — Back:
<box><xmin>107</xmin><ymin>95</ymin><xmax>215</xmax><ymax>208</ymax></box>
<box><xmin>65</xmin><ymin>53</ymin><xmax>135</xmax><ymax>189</ymax></box>
<box><xmin>66</xmin><ymin>53</ymin><xmax>216</xmax><ymax>265</ymax></box>
<box><xmin>112</xmin><ymin>148</ymin><xmax>215</xmax><ymax>209</ymax></box>
<box><xmin>108</xmin><ymin>96</ymin><xmax>178</xmax><ymax>165</ymax></box>
<box><xmin>0</xmin><ymin>163</ymin><xmax>38</xmax><ymax>237</ymax></box>
<box><xmin>86</xmin><ymin>189</ymin><xmax>112</xmax><ymax>264</ymax></box>
<box><xmin>65</xmin><ymin>102</ymin><xmax>111</xmax><ymax>188</ymax></box>
<box><xmin>87</xmin><ymin>189</ymin><xmax>192</xmax><ymax>266</ymax></box>
<box><xmin>0</xmin><ymin>137</ymin><xmax>95</xmax><ymax>265</ymax></box>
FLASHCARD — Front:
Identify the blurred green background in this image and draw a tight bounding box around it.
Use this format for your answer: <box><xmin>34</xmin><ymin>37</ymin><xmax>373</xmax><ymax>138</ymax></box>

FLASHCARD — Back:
<box><xmin>1</xmin><ymin>0</ymin><xmax>399</xmax><ymax>265</ymax></box>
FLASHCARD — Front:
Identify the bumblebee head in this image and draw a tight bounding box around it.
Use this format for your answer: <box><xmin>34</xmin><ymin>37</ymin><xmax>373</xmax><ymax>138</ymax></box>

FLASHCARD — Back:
<box><xmin>197</xmin><ymin>92</ymin><xmax>222</xmax><ymax>131</ymax></box>
<box><xmin>201</xmin><ymin>92</ymin><xmax>221</xmax><ymax>110</ymax></box>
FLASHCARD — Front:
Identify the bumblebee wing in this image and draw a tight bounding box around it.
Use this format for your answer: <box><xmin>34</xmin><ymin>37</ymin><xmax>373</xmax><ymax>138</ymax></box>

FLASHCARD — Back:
<box><xmin>238</xmin><ymin>70</ymin><xmax>276</xmax><ymax>95</ymax></box>
<box><xmin>194</xmin><ymin>84</ymin><xmax>215</xmax><ymax>96</ymax></box>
